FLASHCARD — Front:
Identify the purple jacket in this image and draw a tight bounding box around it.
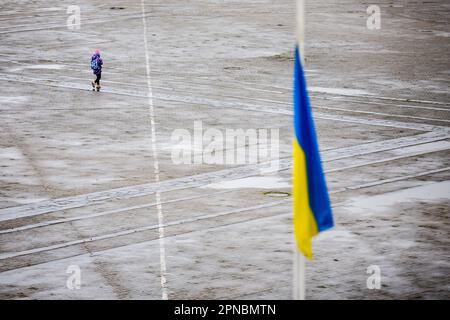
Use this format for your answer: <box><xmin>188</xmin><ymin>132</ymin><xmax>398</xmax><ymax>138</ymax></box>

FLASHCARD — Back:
<box><xmin>91</xmin><ymin>53</ymin><xmax>103</xmax><ymax>75</ymax></box>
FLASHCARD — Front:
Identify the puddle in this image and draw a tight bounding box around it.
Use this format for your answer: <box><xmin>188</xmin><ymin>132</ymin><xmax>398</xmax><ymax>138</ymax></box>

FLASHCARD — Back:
<box><xmin>346</xmin><ymin>181</ymin><xmax>450</xmax><ymax>215</ymax></box>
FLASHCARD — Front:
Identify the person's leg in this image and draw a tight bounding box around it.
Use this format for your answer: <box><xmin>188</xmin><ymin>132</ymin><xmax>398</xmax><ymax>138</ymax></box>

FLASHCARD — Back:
<box><xmin>95</xmin><ymin>73</ymin><xmax>101</xmax><ymax>91</ymax></box>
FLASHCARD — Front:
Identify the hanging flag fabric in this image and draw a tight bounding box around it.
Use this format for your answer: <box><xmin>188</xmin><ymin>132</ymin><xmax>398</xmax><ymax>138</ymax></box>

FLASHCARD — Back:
<box><xmin>293</xmin><ymin>46</ymin><xmax>334</xmax><ymax>259</ymax></box>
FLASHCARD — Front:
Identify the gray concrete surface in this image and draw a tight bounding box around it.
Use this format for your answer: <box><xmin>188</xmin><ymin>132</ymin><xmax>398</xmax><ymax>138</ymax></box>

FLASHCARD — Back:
<box><xmin>0</xmin><ymin>0</ymin><xmax>449</xmax><ymax>299</ymax></box>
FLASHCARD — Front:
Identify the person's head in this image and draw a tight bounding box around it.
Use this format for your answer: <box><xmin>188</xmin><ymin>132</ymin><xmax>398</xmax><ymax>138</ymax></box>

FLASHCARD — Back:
<box><xmin>95</xmin><ymin>49</ymin><xmax>100</xmax><ymax>55</ymax></box>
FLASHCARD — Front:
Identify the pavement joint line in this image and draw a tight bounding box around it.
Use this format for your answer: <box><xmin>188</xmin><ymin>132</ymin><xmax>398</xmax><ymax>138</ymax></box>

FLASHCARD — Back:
<box><xmin>0</xmin><ymin>189</ymin><xmax>233</xmax><ymax>235</ymax></box>
<box><xmin>0</xmin><ymin>67</ymin><xmax>288</xmax><ymax>95</ymax></box>
<box><xmin>1</xmin><ymin>59</ymin><xmax>449</xmax><ymax>107</ymax></box>
<box><xmin>342</xmin><ymin>166</ymin><xmax>450</xmax><ymax>190</ymax></box>
<box><xmin>281</xmin><ymin>141</ymin><xmax>450</xmax><ymax>177</ymax></box>
<box><xmin>1</xmin><ymin>172</ymin><xmax>449</xmax><ymax>270</ymax></box>
<box><xmin>313</xmin><ymin>96</ymin><xmax>450</xmax><ymax>112</ymax></box>
<box><xmin>316</xmin><ymin>105</ymin><xmax>450</xmax><ymax>124</ymax></box>
<box><xmin>0</xmin><ymin>199</ymin><xmax>289</xmax><ymax>261</ymax></box>
<box><xmin>0</xmin><ymin>131</ymin><xmax>448</xmax><ymax>222</ymax></box>
<box><xmin>2</xmin><ymin>68</ymin><xmax>449</xmax><ymax>116</ymax></box>
<box><xmin>0</xmin><ymin>10</ymin><xmax>295</xmax><ymax>35</ymax></box>
<box><xmin>1</xmin><ymin>139</ymin><xmax>450</xmax><ymax>234</ymax></box>
<box><xmin>3</xmin><ymin>70</ymin><xmax>449</xmax><ymax>121</ymax></box>
<box><xmin>0</xmin><ymin>12</ymin><xmax>161</xmax><ymax>35</ymax></box>
<box><xmin>0</xmin><ymin>73</ymin><xmax>449</xmax><ymax>133</ymax></box>
<box><xmin>0</xmin><ymin>204</ymin><xmax>293</xmax><ymax>274</ymax></box>
<box><xmin>0</xmin><ymin>10</ymin><xmax>145</xmax><ymax>30</ymax></box>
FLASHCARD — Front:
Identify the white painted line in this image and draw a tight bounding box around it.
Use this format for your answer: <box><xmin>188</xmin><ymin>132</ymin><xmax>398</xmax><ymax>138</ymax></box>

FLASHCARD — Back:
<box><xmin>140</xmin><ymin>0</ymin><xmax>168</xmax><ymax>300</ymax></box>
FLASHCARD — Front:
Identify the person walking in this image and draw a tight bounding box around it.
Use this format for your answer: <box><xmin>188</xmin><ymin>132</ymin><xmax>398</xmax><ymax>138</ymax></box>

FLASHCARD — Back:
<box><xmin>90</xmin><ymin>49</ymin><xmax>103</xmax><ymax>91</ymax></box>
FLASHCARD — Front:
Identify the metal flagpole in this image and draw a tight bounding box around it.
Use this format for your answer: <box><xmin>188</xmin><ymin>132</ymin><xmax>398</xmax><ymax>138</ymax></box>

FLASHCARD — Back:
<box><xmin>296</xmin><ymin>0</ymin><xmax>305</xmax><ymax>64</ymax></box>
<box><xmin>293</xmin><ymin>0</ymin><xmax>306</xmax><ymax>301</ymax></box>
<box><xmin>293</xmin><ymin>247</ymin><xmax>306</xmax><ymax>300</ymax></box>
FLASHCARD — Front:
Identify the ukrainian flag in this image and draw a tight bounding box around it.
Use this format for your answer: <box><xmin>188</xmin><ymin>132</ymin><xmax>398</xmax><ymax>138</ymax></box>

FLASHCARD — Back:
<box><xmin>293</xmin><ymin>47</ymin><xmax>334</xmax><ymax>259</ymax></box>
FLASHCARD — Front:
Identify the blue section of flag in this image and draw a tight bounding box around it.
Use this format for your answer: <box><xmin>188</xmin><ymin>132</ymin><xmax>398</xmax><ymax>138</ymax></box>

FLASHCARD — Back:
<box><xmin>293</xmin><ymin>46</ymin><xmax>334</xmax><ymax>232</ymax></box>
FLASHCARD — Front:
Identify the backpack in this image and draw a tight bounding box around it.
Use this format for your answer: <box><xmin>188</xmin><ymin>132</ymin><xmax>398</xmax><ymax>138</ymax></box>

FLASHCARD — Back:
<box><xmin>91</xmin><ymin>57</ymin><xmax>100</xmax><ymax>71</ymax></box>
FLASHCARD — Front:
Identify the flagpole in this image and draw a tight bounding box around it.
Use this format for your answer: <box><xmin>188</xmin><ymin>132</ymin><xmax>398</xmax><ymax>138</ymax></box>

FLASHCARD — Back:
<box><xmin>296</xmin><ymin>0</ymin><xmax>305</xmax><ymax>64</ymax></box>
<box><xmin>293</xmin><ymin>247</ymin><xmax>306</xmax><ymax>299</ymax></box>
<box><xmin>293</xmin><ymin>0</ymin><xmax>306</xmax><ymax>301</ymax></box>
